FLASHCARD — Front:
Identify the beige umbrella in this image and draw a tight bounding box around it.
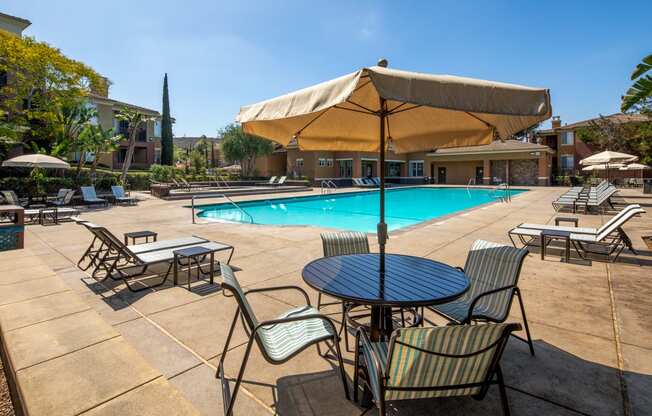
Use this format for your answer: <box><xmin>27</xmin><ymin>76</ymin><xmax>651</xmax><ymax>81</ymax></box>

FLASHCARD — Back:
<box><xmin>237</xmin><ymin>61</ymin><xmax>551</xmax><ymax>270</ymax></box>
<box><xmin>582</xmin><ymin>163</ymin><xmax>626</xmax><ymax>171</ymax></box>
<box><xmin>579</xmin><ymin>150</ymin><xmax>638</xmax><ymax>166</ymax></box>
<box><xmin>619</xmin><ymin>163</ymin><xmax>650</xmax><ymax>170</ymax></box>
<box><xmin>2</xmin><ymin>154</ymin><xmax>70</xmax><ymax>169</ymax></box>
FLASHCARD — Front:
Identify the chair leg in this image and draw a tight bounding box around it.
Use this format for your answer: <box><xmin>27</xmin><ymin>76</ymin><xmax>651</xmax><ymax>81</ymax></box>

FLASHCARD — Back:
<box><xmin>317</xmin><ymin>292</ymin><xmax>323</xmax><ymax>310</ymax></box>
<box><xmin>217</xmin><ymin>308</ymin><xmax>243</xmax><ymax>416</ymax></box>
<box><xmin>331</xmin><ymin>334</ymin><xmax>350</xmax><ymax>400</ymax></box>
<box><xmin>515</xmin><ymin>289</ymin><xmax>534</xmax><ymax>356</ymax></box>
<box><xmin>353</xmin><ymin>332</ymin><xmax>360</xmax><ymax>403</ymax></box>
<box><xmin>223</xmin><ymin>336</ymin><xmax>255</xmax><ymax>416</ymax></box>
<box><xmin>496</xmin><ymin>366</ymin><xmax>511</xmax><ymax>416</ymax></box>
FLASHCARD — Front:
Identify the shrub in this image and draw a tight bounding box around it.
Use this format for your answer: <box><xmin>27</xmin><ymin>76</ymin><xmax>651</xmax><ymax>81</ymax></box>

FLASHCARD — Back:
<box><xmin>149</xmin><ymin>164</ymin><xmax>177</xmax><ymax>182</ymax></box>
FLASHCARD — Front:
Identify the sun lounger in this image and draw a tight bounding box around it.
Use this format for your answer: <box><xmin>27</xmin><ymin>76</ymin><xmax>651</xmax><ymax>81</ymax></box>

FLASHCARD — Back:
<box><xmin>509</xmin><ymin>207</ymin><xmax>645</xmax><ymax>261</ymax></box>
<box><xmin>81</xmin><ymin>186</ymin><xmax>108</xmax><ymax>207</ymax></box>
<box><xmin>275</xmin><ymin>176</ymin><xmax>287</xmax><ymax>186</ymax></box>
<box><xmin>1</xmin><ymin>190</ymin><xmax>28</xmax><ymax>207</ymax></box>
<box><xmin>76</xmin><ymin>222</ymin><xmax>234</xmax><ymax>291</ymax></box>
<box><xmin>111</xmin><ymin>186</ymin><xmax>137</xmax><ymax>205</ymax></box>
<box><xmin>518</xmin><ymin>204</ymin><xmax>642</xmax><ymax>235</ymax></box>
<box><xmin>24</xmin><ymin>207</ymin><xmax>80</xmax><ymax>224</ymax></box>
<box><xmin>257</xmin><ymin>176</ymin><xmax>277</xmax><ymax>186</ymax></box>
<box><xmin>48</xmin><ymin>189</ymin><xmax>74</xmax><ymax>207</ymax></box>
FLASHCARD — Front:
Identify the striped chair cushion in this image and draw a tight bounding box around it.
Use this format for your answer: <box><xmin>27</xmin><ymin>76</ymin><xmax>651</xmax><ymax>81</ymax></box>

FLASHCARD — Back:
<box><xmin>321</xmin><ymin>232</ymin><xmax>370</xmax><ymax>257</ymax></box>
<box><xmin>220</xmin><ymin>264</ymin><xmax>259</xmax><ymax>329</ymax></box>
<box><xmin>257</xmin><ymin>305</ymin><xmax>335</xmax><ymax>362</ymax></box>
<box><xmin>383</xmin><ymin>324</ymin><xmax>509</xmax><ymax>400</ymax></box>
<box><xmin>436</xmin><ymin>240</ymin><xmax>527</xmax><ymax>322</ymax></box>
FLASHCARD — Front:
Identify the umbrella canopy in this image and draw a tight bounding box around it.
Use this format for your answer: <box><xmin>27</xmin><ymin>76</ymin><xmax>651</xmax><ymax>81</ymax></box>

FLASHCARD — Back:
<box><xmin>579</xmin><ymin>150</ymin><xmax>638</xmax><ymax>166</ymax></box>
<box><xmin>619</xmin><ymin>163</ymin><xmax>651</xmax><ymax>170</ymax></box>
<box><xmin>582</xmin><ymin>163</ymin><xmax>625</xmax><ymax>171</ymax></box>
<box><xmin>237</xmin><ymin>65</ymin><xmax>551</xmax><ymax>153</ymax></box>
<box><xmin>236</xmin><ymin>62</ymin><xmax>551</xmax><ymax>274</ymax></box>
<box><xmin>2</xmin><ymin>154</ymin><xmax>70</xmax><ymax>169</ymax></box>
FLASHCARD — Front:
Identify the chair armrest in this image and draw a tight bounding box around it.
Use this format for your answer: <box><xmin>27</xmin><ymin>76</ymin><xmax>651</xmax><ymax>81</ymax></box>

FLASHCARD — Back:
<box><xmin>455</xmin><ymin>266</ymin><xmax>464</xmax><ymax>272</ymax></box>
<box><xmin>244</xmin><ymin>285</ymin><xmax>311</xmax><ymax>306</ymax></box>
<box><xmin>355</xmin><ymin>328</ymin><xmax>386</xmax><ymax>398</ymax></box>
<box><xmin>467</xmin><ymin>285</ymin><xmax>516</xmax><ymax>322</ymax></box>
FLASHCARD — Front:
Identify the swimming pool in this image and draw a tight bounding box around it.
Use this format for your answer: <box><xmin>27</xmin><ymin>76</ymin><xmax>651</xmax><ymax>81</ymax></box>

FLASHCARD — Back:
<box><xmin>196</xmin><ymin>187</ymin><xmax>526</xmax><ymax>233</ymax></box>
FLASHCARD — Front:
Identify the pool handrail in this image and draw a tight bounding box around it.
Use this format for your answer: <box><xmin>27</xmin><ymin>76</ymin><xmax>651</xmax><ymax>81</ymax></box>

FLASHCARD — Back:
<box><xmin>191</xmin><ymin>194</ymin><xmax>254</xmax><ymax>224</ymax></box>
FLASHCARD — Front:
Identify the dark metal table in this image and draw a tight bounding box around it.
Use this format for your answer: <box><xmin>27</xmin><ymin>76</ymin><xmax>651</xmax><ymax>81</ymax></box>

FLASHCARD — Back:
<box><xmin>173</xmin><ymin>246</ymin><xmax>217</xmax><ymax>290</ymax></box>
<box><xmin>541</xmin><ymin>229</ymin><xmax>571</xmax><ymax>262</ymax></box>
<box><xmin>124</xmin><ymin>230</ymin><xmax>158</xmax><ymax>245</ymax></box>
<box><xmin>302</xmin><ymin>253</ymin><xmax>469</xmax><ymax>340</ymax></box>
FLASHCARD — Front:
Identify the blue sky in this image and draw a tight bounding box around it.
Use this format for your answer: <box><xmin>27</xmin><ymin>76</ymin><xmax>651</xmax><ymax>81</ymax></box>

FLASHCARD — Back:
<box><xmin>4</xmin><ymin>1</ymin><xmax>652</xmax><ymax>136</ymax></box>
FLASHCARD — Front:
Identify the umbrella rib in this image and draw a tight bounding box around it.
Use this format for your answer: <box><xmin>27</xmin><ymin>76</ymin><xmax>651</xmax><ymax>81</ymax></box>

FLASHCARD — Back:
<box><xmin>388</xmin><ymin>104</ymin><xmax>421</xmax><ymax>116</ymax></box>
<box><xmin>345</xmin><ymin>99</ymin><xmax>378</xmax><ymax>115</ymax></box>
<box><xmin>295</xmin><ymin>108</ymin><xmax>332</xmax><ymax>135</ymax></box>
<box><xmin>465</xmin><ymin>112</ymin><xmax>496</xmax><ymax>129</ymax></box>
<box><xmin>353</xmin><ymin>80</ymin><xmax>372</xmax><ymax>93</ymax></box>
<box><xmin>333</xmin><ymin>105</ymin><xmax>378</xmax><ymax>116</ymax></box>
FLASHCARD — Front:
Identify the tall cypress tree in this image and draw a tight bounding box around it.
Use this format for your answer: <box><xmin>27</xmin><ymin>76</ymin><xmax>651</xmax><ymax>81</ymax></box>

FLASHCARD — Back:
<box><xmin>161</xmin><ymin>73</ymin><xmax>174</xmax><ymax>165</ymax></box>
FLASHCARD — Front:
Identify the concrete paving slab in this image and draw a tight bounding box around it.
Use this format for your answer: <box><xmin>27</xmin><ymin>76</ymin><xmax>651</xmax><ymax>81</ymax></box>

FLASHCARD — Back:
<box><xmin>81</xmin><ymin>377</ymin><xmax>200</xmax><ymax>416</ymax></box>
<box><xmin>4</xmin><ymin>309</ymin><xmax>118</xmax><ymax>371</ymax></box>
<box><xmin>16</xmin><ymin>337</ymin><xmax>160</xmax><ymax>415</ymax></box>
<box><xmin>116</xmin><ymin>317</ymin><xmax>202</xmax><ymax>378</ymax></box>
<box><xmin>0</xmin><ymin>276</ymin><xmax>69</xmax><ymax>306</ymax></box>
<box><xmin>0</xmin><ymin>290</ymin><xmax>90</xmax><ymax>331</ymax></box>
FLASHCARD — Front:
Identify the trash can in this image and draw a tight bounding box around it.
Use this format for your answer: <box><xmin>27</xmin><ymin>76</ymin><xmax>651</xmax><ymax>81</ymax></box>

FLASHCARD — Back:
<box><xmin>644</xmin><ymin>178</ymin><xmax>652</xmax><ymax>194</ymax></box>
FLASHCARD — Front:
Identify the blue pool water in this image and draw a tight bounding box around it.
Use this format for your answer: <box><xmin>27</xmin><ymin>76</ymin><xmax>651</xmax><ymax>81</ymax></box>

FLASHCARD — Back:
<box><xmin>196</xmin><ymin>187</ymin><xmax>525</xmax><ymax>233</ymax></box>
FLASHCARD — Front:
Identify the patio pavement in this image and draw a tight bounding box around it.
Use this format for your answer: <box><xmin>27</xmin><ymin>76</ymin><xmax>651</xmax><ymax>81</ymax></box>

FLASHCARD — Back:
<box><xmin>1</xmin><ymin>185</ymin><xmax>651</xmax><ymax>415</ymax></box>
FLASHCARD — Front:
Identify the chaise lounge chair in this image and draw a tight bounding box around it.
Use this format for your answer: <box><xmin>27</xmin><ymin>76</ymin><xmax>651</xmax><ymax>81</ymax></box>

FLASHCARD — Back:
<box><xmin>81</xmin><ymin>186</ymin><xmax>108</xmax><ymax>207</ymax></box>
<box><xmin>217</xmin><ymin>264</ymin><xmax>349</xmax><ymax>416</ymax></box>
<box><xmin>1</xmin><ymin>190</ymin><xmax>28</xmax><ymax>207</ymax></box>
<box><xmin>111</xmin><ymin>185</ymin><xmax>137</xmax><ymax>205</ymax></box>
<box><xmin>24</xmin><ymin>206</ymin><xmax>80</xmax><ymax>225</ymax></box>
<box><xmin>274</xmin><ymin>176</ymin><xmax>287</xmax><ymax>186</ymax></box>
<box><xmin>48</xmin><ymin>189</ymin><xmax>75</xmax><ymax>207</ymax></box>
<box><xmin>354</xmin><ymin>323</ymin><xmax>521</xmax><ymax>416</ymax></box>
<box><xmin>76</xmin><ymin>221</ymin><xmax>234</xmax><ymax>290</ymax></box>
<box><xmin>257</xmin><ymin>176</ymin><xmax>277</xmax><ymax>186</ymax></box>
<box><xmin>509</xmin><ymin>206</ymin><xmax>645</xmax><ymax>262</ymax></box>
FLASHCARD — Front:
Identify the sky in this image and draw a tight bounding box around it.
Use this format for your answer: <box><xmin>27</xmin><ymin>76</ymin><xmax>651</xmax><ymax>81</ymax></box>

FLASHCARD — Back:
<box><xmin>3</xmin><ymin>1</ymin><xmax>652</xmax><ymax>137</ymax></box>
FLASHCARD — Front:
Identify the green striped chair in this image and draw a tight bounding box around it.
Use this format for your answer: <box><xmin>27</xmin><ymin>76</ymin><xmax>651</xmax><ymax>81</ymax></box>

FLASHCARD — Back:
<box><xmin>217</xmin><ymin>264</ymin><xmax>349</xmax><ymax>416</ymax></box>
<box><xmin>319</xmin><ymin>232</ymin><xmax>371</xmax><ymax>350</ymax></box>
<box><xmin>427</xmin><ymin>240</ymin><xmax>534</xmax><ymax>355</ymax></box>
<box><xmin>354</xmin><ymin>323</ymin><xmax>521</xmax><ymax>415</ymax></box>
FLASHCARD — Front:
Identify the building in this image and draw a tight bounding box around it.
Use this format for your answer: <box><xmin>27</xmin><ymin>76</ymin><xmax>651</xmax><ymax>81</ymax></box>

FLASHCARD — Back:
<box><xmin>256</xmin><ymin>140</ymin><xmax>554</xmax><ymax>186</ymax></box>
<box><xmin>0</xmin><ymin>12</ymin><xmax>31</xmax><ymax>36</ymax></box>
<box><xmin>86</xmin><ymin>93</ymin><xmax>161</xmax><ymax>170</ymax></box>
<box><xmin>535</xmin><ymin>113</ymin><xmax>651</xmax><ymax>177</ymax></box>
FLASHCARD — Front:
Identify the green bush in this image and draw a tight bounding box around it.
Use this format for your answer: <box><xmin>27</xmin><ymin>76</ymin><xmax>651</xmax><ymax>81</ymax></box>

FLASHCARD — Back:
<box><xmin>149</xmin><ymin>164</ymin><xmax>177</xmax><ymax>182</ymax></box>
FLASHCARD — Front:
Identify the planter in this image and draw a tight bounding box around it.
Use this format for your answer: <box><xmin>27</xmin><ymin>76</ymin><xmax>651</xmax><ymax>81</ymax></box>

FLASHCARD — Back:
<box><xmin>150</xmin><ymin>184</ymin><xmax>171</xmax><ymax>198</ymax></box>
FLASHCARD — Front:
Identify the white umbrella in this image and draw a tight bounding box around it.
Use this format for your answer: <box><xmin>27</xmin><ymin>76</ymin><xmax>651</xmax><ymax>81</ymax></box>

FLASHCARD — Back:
<box><xmin>237</xmin><ymin>61</ymin><xmax>551</xmax><ymax>270</ymax></box>
<box><xmin>619</xmin><ymin>163</ymin><xmax>651</xmax><ymax>170</ymax></box>
<box><xmin>582</xmin><ymin>163</ymin><xmax>625</xmax><ymax>171</ymax></box>
<box><xmin>579</xmin><ymin>150</ymin><xmax>638</xmax><ymax>166</ymax></box>
<box><xmin>2</xmin><ymin>154</ymin><xmax>70</xmax><ymax>169</ymax></box>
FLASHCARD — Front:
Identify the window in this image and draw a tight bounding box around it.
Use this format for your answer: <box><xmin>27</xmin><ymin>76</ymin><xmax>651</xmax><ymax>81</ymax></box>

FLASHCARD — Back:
<box><xmin>386</xmin><ymin>162</ymin><xmax>402</xmax><ymax>177</ymax></box>
<box><xmin>295</xmin><ymin>158</ymin><xmax>304</xmax><ymax>168</ymax></box>
<box><xmin>408</xmin><ymin>160</ymin><xmax>424</xmax><ymax>177</ymax></box>
<box><xmin>338</xmin><ymin>159</ymin><xmax>353</xmax><ymax>177</ymax></box>
<box><xmin>560</xmin><ymin>155</ymin><xmax>574</xmax><ymax>170</ymax></box>
<box><xmin>154</xmin><ymin>120</ymin><xmax>162</xmax><ymax>137</ymax></box>
<box><xmin>561</xmin><ymin>131</ymin><xmax>574</xmax><ymax>146</ymax></box>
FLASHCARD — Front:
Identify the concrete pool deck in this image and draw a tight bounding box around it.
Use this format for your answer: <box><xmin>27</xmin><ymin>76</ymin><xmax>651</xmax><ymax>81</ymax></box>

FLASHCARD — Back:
<box><xmin>0</xmin><ymin>185</ymin><xmax>651</xmax><ymax>415</ymax></box>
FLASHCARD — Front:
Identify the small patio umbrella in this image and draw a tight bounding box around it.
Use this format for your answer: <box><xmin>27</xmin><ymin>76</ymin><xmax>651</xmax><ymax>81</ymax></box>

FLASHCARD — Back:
<box><xmin>2</xmin><ymin>154</ymin><xmax>70</xmax><ymax>169</ymax></box>
<box><xmin>581</xmin><ymin>163</ymin><xmax>626</xmax><ymax>171</ymax></box>
<box><xmin>579</xmin><ymin>150</ymin><xmax>638</xmax><ymax>166</ymax></box>
<box><xmin>236</xmin><ymin>61</ymin><xmax>551</xmax><ymax>271</ymax></box>
<box><xmin>619</xmin><ymin>162</ymin><xmax>651</xmax><ymax>185</ymax></box>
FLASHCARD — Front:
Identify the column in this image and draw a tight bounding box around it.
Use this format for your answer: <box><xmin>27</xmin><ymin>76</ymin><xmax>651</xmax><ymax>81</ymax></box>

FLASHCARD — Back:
<box><xmin>538</xmin><ymin>153</ymin><xmax>550</xmax><ymax>186</ymax></box>
<box><xmin>483</xmin><ymin>159</ymin><xmax>491</xmax><ymax>185</ymax></box>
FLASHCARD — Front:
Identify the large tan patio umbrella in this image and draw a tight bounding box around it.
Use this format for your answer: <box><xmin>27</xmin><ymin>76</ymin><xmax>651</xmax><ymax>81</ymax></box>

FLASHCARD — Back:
<box><xmin>579</xmin><ymin>150</ymin><xmax>638</xmax><ymax>166</ymax></box>
<box><xmin>2</xmin><ymin>154</ymin><xmax>70</xmax><ymax>169</ymax></box>
<box><xmin>236</xmin><ymin>61</ymin><xmax>551</xmax><ymax>270</ymax></box>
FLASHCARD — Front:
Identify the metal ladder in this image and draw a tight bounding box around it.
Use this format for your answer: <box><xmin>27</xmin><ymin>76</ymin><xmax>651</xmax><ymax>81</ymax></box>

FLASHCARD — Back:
<box><xmin>191</xmin><ymin>194</ymin><xmax>253</xmax><ymax>224</ymax></box>
<box><xmin>321</xmin><ymin>180</ymin><xmax>338</xmax><ymax>195</ymax></box>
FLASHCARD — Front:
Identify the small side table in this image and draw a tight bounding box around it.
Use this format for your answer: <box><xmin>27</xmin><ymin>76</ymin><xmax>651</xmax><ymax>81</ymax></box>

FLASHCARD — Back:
<box><xmin>555</xmin><ymin>217</ymin><xmax>579</xmax><ymax>227</ymax></box>
<box><xmin>124</xmin><ymin>230</ymin><xmax>158</xmax><ymax>245</ymax></box>
<box><xmin>541</xmin><ymin>229</ymin><xmax>571</xmax><ymax>262</ymax></box>
<box><xmin>40</xmin><ymin>207</ymin><xmax>59</xmax><ymax>225</ymax></box>
<box><xmin>173</xmin><ymin>246</ymin><xmax>217</xmax><ymax>290</ymax></box>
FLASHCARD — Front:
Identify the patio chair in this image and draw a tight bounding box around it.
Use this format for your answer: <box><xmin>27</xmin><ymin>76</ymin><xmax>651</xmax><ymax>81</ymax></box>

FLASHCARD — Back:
<box><xmin>260</xmin><ymin>176</ymin><xmax>277</xmax><ymax>185</ymax></box>
<box><xmin>319</xmin><ymin>232</ymin><xmax>370</xmax><ymax>349</ymax></box>
<box><xmin>48</xmin><ymin>189</ymin><xmax>74</xmax><ymax>207</ymax></box>
<box><xmin>275</xmin><ymin>175</ymin><xmax>287</xmax><ymax>186</ymax></box>
<box><xmin>353</xmin><ymin>323</ymin><xmax>521</xmax><ymax>416</ymax></box>
<box><xmin>111</xmin><ymin>185</ymin><xmax>137</xmax><ymax>205</ymax></box>
<box><xmin>80</xmin><ymin>186</ymin><xmax>108</xmax><ymax>207</ymax></box>
<box><xmin>1</xmin><ymin>190</ymin><xmax>28</xmax><ymax>207</ymax></box>
<box><xmin>427</xmin><ymin>240</ymin><xmax>534</xmax><ymax>356</ymax></box>
<box><xmin>216</xmin><ymin>264</ymin><xmax>349</xmax><ymax>416</ymax></box>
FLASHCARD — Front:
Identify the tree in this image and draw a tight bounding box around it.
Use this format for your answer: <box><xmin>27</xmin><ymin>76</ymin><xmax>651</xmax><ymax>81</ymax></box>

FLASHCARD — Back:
<box><xmin>219</xmin><ymin>123</ymin><xmax>274</xmax><ymax>176</ymax></box>
<box><xmin>115</xmin><ymin>107</ymin><xmax>155</xmax><ymax>183</ymax></box>
<box><xmin>576</xmin><ymin>114</ymin><xmax>652</xmax><ymax>165</ymax></box>
<box><xmin>161</xmin><ymin>73</ymin><xmax>174</xmax><ymax>165</ymax></box>
<box><xmin>622</xmin><ymin>54</ymin><xmax>652</xmax><ymax>112</ymax></box>
<box><xmin>0</xmin><ymin>30</ymin><xmax>107</xmax><ymax>148</ymax></box>
<box><xmin>78</xmin><ymin>124</ymin><xmax>123</xmax><ymax>175</ymax></box>
<box><xmin>51</xmin><ymin>99</ymin><xmax>98</xmax><ymax>174</ymax></box>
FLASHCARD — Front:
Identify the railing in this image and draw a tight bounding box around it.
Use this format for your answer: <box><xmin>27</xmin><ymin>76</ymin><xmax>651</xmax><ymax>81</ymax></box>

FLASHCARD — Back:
<box><xmin>466</xmin><ymin>178</ymin><xmax>475</xmax><ymax>190</ymax></box>
<box><xmin>191</xmin><ymin>194</ymin><xmax>253</xmax><ymax>224</ymax></box>
<box><xmin>491</xmin><ymin>183</ymin><xmax>511</xmax><ymax>203</ymax></box>
<box><xmin>214</xmin><ymin>175</ymin><xmax>231</xmax><ymax>188</ymax></box>
<box><xmin>320</xmin><ymin>180</ymin><xmax>338</xmax><ymax>195</ymax></box>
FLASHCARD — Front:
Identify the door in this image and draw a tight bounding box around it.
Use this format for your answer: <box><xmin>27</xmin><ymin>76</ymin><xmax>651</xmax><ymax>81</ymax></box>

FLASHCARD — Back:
<box><xmin>437</xmin><ymin>167</ymin><xmax>447</xmax><ymax>184</ymax></box>
<box><xmin>475</xmin><ymin>167</ymin><xmax>484</xmax><ymax>184</ymax></box>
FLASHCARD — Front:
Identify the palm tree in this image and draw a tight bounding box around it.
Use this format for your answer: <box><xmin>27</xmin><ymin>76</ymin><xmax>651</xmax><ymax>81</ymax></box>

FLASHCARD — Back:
<box><xmin>78</xmin><ymin>124</ymin><xmax>123</xmax><ymax>176</ymax></box>
<box><xmin>622</xmin><ymin>54</ymin><xmax>652</xmax><ymax>112</ymax></box>
<box><xmin>115</xmin><ymin>107</ymin><xmax>155</xmax><ymax>183</ymax></box>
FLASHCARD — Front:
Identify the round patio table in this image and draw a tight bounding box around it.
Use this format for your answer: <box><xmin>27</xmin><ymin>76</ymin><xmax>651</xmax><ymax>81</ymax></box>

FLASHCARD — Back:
<box><xmin>302</xmin><ymin>253</ymin><xmax>469</xmax><ymax>341</ymax></box>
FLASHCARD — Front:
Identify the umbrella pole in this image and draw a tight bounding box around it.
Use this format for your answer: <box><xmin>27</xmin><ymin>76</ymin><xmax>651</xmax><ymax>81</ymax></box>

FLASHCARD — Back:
<box><xmin>378</xmin><ymin>99</ymin><xmax>387</xmax><ymax>275</ymax></box>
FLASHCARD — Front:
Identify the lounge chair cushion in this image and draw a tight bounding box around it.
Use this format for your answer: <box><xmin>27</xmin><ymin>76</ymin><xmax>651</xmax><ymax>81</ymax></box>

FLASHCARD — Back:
<box><xmin>127</xmin><ymin>236</ymin><xmax>209</xmax><ymax>254</ymax></box>
<box><xmin>136</xmin><ymin>241</ymin><xmax>231</xmax><ymax>264</ymax></box>
<box><xmin>519</xmin><ymin>223</ymin><xmax>596</xmax><ymax>234</ymax></box>
<box><xmin>257</xmin><ymin>305</ymin><xmax>335</xmax><ymax>362</ymax></box>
